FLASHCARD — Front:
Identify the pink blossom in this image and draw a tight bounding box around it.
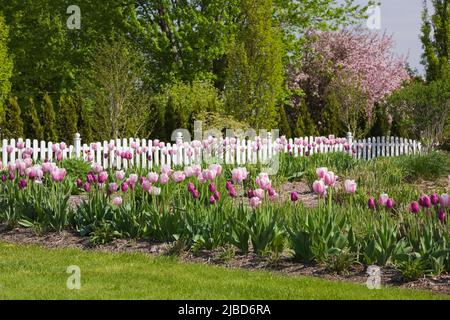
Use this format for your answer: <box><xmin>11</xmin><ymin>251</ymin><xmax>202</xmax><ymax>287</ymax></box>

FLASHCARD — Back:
<box><xmin>254</xmin><ymin>188</ymin><xmax>265</xmax><ymax>200</ymax></box>
<box><xmin>324</xmin><ymin>172</ymin><xmax>337</xmax><ymax>187</ymax></box>
<box><xmin>440</xmin><ymin>194</ymin><xmax>449</xmax><ymax>207</ymax></box>
<box><xmin>256</xmin><ymin>172</ymin><xmax>272</xmax><ymax>190</ymax></box>
<box><xmin>249</xmin><ymin>197</ymin><xmax>262</xmax><ymax>209</ymax></box>
<box><xmin>159</xmin><ymin>173</ymin><xmax>169</xmax><ymax>185</ymax></box>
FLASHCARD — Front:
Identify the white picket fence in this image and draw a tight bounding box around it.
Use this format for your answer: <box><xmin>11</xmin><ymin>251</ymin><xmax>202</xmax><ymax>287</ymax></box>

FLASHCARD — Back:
<box><xmin>1</xmin><ymin>132</ymin><xmax>422</xmax><ymax>170</ymax></box>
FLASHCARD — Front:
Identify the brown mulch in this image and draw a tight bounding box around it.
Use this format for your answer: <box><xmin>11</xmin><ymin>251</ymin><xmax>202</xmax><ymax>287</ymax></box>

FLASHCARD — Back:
<box><xmin>1</xmin><ymin>225</ymin><xmax>449</xmax><ymax>296</ymax></box>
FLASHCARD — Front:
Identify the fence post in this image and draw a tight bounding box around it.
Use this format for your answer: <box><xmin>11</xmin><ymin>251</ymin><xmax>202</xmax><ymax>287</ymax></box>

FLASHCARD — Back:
<box><xmin>74</xmin><ymin>133</ymin><xmax>81</xmax><ymax>159</ymax></box>
<box><xmin>346</xmin><ymin>132</ymin><xmax>353</xmax><ymax>157</ymax></box>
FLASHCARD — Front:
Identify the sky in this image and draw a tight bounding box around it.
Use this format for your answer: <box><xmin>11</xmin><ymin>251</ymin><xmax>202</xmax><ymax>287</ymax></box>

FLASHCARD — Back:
<box><xmin>340</xmin><ymin>0</ymin><xmax>426</xmax><ymax>74</ymax></box>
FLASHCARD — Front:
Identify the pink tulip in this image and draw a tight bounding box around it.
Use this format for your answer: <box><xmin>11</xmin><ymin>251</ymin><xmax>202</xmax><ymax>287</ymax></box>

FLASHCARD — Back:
<box><xmin>209</xmin><ymin>164</ymin><xmax>222</xmax><ymax>176</ymax></box>
<box><xmin>161</xmin><ymin>165</ymin><xmax>172</xmax><ymax>176</ymax></box>
<box><xmin>147</xmin><ymin>172</ymin><xmax>159</xmax><ymax>183</ymax></box>
<box><xmin>225</xmin><ymin>181</ymin><xmax>233</xmax><ymax>191</ymax></box>
<box><xmin>98</xmin><ymin>171</ymin><xmax>108</xmax><ymax>184</ymax></box>
<box><xmin>324</xmin><ymin>171</ymin><xmax>337</xmax><ymax>187</ymax></box>
<box><xmin>378</xmin><ymin>194</ymin><xmax>389</xmax><ymax>206</ymax></box>
<box><xmin>249</xmin><ymin>197</ymin><xmax>262</xmax><ymax>209</ymax></box>
<box><xmin>121</xmin><ymin>182</ymin><xmax>129</xmax><ymax>193</ymax></box>
<box><xmin>192</xmin><ymin>189</ymin><xmax>199</xmax><ymax>200</ymax></box>
<box><xmin>312</xmin><ymin>180</ymin><xmax>326</xmax><ymax>195</ymax></box>
<box><xmin>159</xmin><ymin>173</ymin><xmax>169</xmax><ymax>185</ymax></box>
<box><xmin>316</xmin><ymin>167</ymin><xmax>328</xmax><ymax>179</ymax></box>
<box><xmin>112</xmin><ymin>196</ymin><xmax>123</xmax><ymax>206</ymax></box>
<box><xmin>187</xmin><ymin>182</ymin><xmax>196</xmax><ymax>193</ymax></box>
<box><xmin>172</xmin><ymin>171</ymin><xmax>186</xmax><ymax>183</ymax></box>
<box><xmin>231</xmin><ymin>167</ymin><xmax>248</xmax><ymax>184</ymax></box>
<box><xmin>142</xmin><ymin>180</ymin><xmax>152</xmax><ymax>192</ymax></box>
<box><xmin>291</xmin><ymin>191</ymin><xmax>299</xmax><ymax>202</ymax></box>
<box><xmin>108</xmin><ymin>183</ymin><xmax>118</xmax><ymax>193</ymax></box>
<box><xmin>208</xmin><ymin>183</ymin><xmax>216</xmax><ymax>193</ymax></box>
<box><xmin>256</xmin><ymin>172</ymin><xmax>272</xmax><ymax>190</ymax></box>
<box><xmin>254</xmin><ymin>188</ymin><xmax>265</xmax><ymax>200</ymax></box>
<box><xmin>209</xmin><ymin>195</ymin><xmax>216</xmax><ymax>205</ymax></box>
<box><xmin>344</xmin><ymin>179</ymin><xmax>357</xmax><ymax>194</ymax></box>
<box><xmin>51</xmin><ymin>168</ymin><xmax>66</xmax><ymax>182</ymax></box>
<box><xmin>115</xmin><ymin>170</ymin><xmax>125</xmax><ymax>181</ymax></box>
<box><xmin>213</xmin><ymin>191</ymin><xmax>220</xmax><ymax>201</ymax></box>
<box><xmin>128</xmin><ymin>174</ymin><xmax>138</xmax><ymax>186</ymax></box>
<box><xmin>202</xmin><ymin>169</ymin><xmax>216</xmax><ymax>181</ymax></box>
<box><xmin>440</xmin><ymin>194</ymin><xmax>449</xmax><ymax>207</ymax></box>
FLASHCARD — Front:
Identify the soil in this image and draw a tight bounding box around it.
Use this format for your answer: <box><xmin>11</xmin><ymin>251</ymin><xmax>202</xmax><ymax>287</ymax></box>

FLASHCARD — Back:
<box><xmin>1</xmin><ymin>225</ymin><xmax>449</xmax><ymax>296</ymax></box>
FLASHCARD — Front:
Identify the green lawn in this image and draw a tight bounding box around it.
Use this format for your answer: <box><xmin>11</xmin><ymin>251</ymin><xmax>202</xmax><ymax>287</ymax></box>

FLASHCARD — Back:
<box><xmin>0</xmin><ymin>242</ymin><xmax>447</xmax><ymax>300</ymax></box>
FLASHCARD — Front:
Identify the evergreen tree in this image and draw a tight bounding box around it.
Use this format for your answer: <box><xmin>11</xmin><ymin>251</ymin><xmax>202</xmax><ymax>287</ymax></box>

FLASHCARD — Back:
<box><xmin>279</xmin><ymin>105</ymin><xmax>292</xmax><ymax>137</ymax></box>
<box><xmin>76</xmin><ymin>96</ymin><xmax>93</xmax><ymax>144</ymax></box>
<box><xmin>23</xmin><ymin>97</ymin><xmax>44</xmax><ymax>140</ymax></box>
<box><xmin>294</xmin><ymin>99</ymin><xmax>317</xmax><ymax>137</ymax></box>
<box><xmin>225</xmin><ymin>0</ymin><xmax>284</xmax><ymax>130</ymax></box>
<box><xmin>41</xmin><ymin>93</ymin><xmax>58</xmax><ymax>142</ymax></box>
<box><xmin>57</xmin><ymin>96</ymin><xmax>78</xmax><ymax>144</ymax></box>
<box><xmin>421</xmin><ymin>0</ymin><xmax>450</xmax><ymax>81</ymax></box>
<box><xmin>3</xmin><ymin>96</ymin><xmax>24</xmax><ymax>138</ymax></box>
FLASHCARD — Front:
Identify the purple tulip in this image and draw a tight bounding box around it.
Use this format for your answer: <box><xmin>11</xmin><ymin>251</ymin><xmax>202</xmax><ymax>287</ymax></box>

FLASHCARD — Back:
<box><xmin>420</xmin><ymin>195</ymin><xmax>431</xmax><ymax>208</ymax></box>
<box><xmin>18</xmin><ymin>179</ymin><xmax>27</xmax><ymax>190</ymax></box>
<box><xmin>209</xmin><ymin>183</ymin><xmax>216</xmax><ymax>193</ymax></box>
<box><xmin>83</xmin><ymin>183</ymin><xmax>91</xmax><ymax>193</ymax></box>
<box><xmin>225</xmin><ymin>181</ymin><xmax>233</xmax><ymax>191</ymax></box>
<box><xmin>229</xmin><ymin>187</ymin><xmax>237</xmax><ymax>198</ymax></box>
<box><xmin>192</xmin><ymin>189</ymin><xmax>199</xmax><ymax>200</ymax></box>
<box><xmin>76</xmin><ymin>178</ymin><xmax>83</xmax><ymax>188</ymax></box>
<box><xmin>430</xmin><ymin>194</ymin><xmax>439</xmax><ymax>206</ymax></box>
<box><xmin>213</xmin><ymin>191</ymin><xmax>220</xmax><ymax>201</ymax></box>
<box><xmin>247</xmin><ymin>189</ymin><xmax>254</xmax><ymax>199</ymax></box>
<box><xmin>86</xmin><ymin>172</ymin><xmax>96</xmax><ymax>184</ymax></box>
<box><xmin>438</xmin><ymin>209</ymin><xmax>446</xmax><ymax>222</ymax></box>
<box><xmin>9</xmin><ymin>172</ymin><xmax>14</xmax><ymax>181</ymax></box>
<box><xmin>368</xmin><ymin>197</ymin><xmax>376</xmax><ymax>209</ymax></box>
<box><xmin>121</xmin><ymin>182</ymin><xmax>129</xmax><ymax>193</ymax></box>
<box><xmin>1</xmin><ymin>174</ymin><xmax>6</xmax><ymax>182</ymax></box>
<box><xmin>291</xmin><ymin>191</ymin><xmax>299</xmax><ymax>202</ymax></box>
<box><xmin>268</xmin><ymin>188</ymin><xmax>276</xmax><ymax>197</ymax></box>
<box><xmin>386</xmin><ymin>198</ymin><xmax>394</xmax><ymax>209</ymax></box>
<box><xmin>209</xmin><ymin>195</ymin><xmax>216</xmax><ymax>205</ymax></box>
<box><xmin>187</xmin><ymin>182</ymin><xmax>196</xmax><ymax>193</ymax></box>
<box><xmin>410</xmin><ymin>201</ymin><xmax>420</xmax><ymax>214</ymax></box>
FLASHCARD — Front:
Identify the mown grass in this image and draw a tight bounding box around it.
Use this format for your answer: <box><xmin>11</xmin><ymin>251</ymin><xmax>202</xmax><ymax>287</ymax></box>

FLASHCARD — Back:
<box><xmin>0</xmin><ymin>242</ymin><xmax>447</xmax><ymax>300</ymax></box>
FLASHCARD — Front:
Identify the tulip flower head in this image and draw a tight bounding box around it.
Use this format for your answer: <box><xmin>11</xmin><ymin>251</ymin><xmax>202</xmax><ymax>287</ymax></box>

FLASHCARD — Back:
<box><xmin>313</xmin><ymin>180</ymin><xmax>326</xmax><ymax>196</ymax></box>
<box><xmin>368</xmin><ymin>197</ymin><xmax>376</xmax><ymax>209</ymax></box>
<box><xmin>410</xmin><ymin>201</ymin><xmax>420</xmax><ymax>214</ymax></box>
<box><xmin>291</xmin><ymin>191</ymin><xmax>299</xmax><ymax>202</ymax></box>
<box><xmin>378</xmin><ymin>194</ymin><xmax>389</xmax><ymax>206</ymax></box>
<box><xmin>249</xmin><ymin>196</ymin><xmax>262</xmax><ymax>209</ymax></box>
<box><xmin>344</xmin><ymin>179</ymin><xmax>357</xmax><ymax>194</ymax></box>
<box><xmin>316</xmin><ymin>167</ymin><xmax>328</xmax><ymax>179</ymax></box>
<box><xmin>112</xmin><ymin>196</ymin><xmax>123</xmax><ymax>206</ymax></box>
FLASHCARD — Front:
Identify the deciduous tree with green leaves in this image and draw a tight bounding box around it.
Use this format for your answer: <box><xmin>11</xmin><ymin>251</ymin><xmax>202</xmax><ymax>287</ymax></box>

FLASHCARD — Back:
<box><xmin>421</xmin><ymin>0</ymin><xmax>450</xmax><ymax>82</ymax></box>
<box><xmin>225</xmin><ymin>0</ymin><xmax>284</xmax><ymax>130</ymax></box>
<box><xmin>0</xmin><ymin>15</ymin><xmax>13</xmax><ymax>126</ymax></box>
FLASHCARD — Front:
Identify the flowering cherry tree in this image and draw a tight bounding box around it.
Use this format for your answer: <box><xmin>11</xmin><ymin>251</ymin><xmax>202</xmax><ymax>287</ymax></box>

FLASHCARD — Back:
<box><xmin>289</xmin><ymin>28</ymin><xmax>410</xmax><ymax>122</ymax></box>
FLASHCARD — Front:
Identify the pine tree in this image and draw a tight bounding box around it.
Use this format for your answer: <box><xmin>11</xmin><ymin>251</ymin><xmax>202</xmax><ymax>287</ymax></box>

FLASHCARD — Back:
<box><xmin>224</xmin><ymin>0</ymin><xmax>284</xmax><ymax>130</ymax></box>
<box><xmin>279</xmin><ymin>105</ymin><xmax>292</xmax><ymax>137</ymax></box>
<box><xmin>75</xmin><ymin>95</ymin><xmax>93</xmax><ymax>144</ymax></box>
<box><xmin>3</xmin><ymin>96</ymin><xmax>24</xmax><ymax>138</ymax></box>
<box><xmin>57</xmin><ymin>96</ymin><xmax>78</xmax><ymax>144</ymax></box>
<box><xmin>294</xmin><ymin>99</ymin><xmax>317</xmax><ymax>137</ymax></box>
<box><xmin>40</xmin><ymin>93</ymin><xmax>58</xmax><ymax>142</ymax></box>
<box><xmin>26</xmin><ymin>97</ymin><xmax>44</xmax><ymax>140</ymax></box>
<box><xmin>421</xmin><ymin>0</ymin><xmax>450</xmax><ymax>82</ymax></box>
